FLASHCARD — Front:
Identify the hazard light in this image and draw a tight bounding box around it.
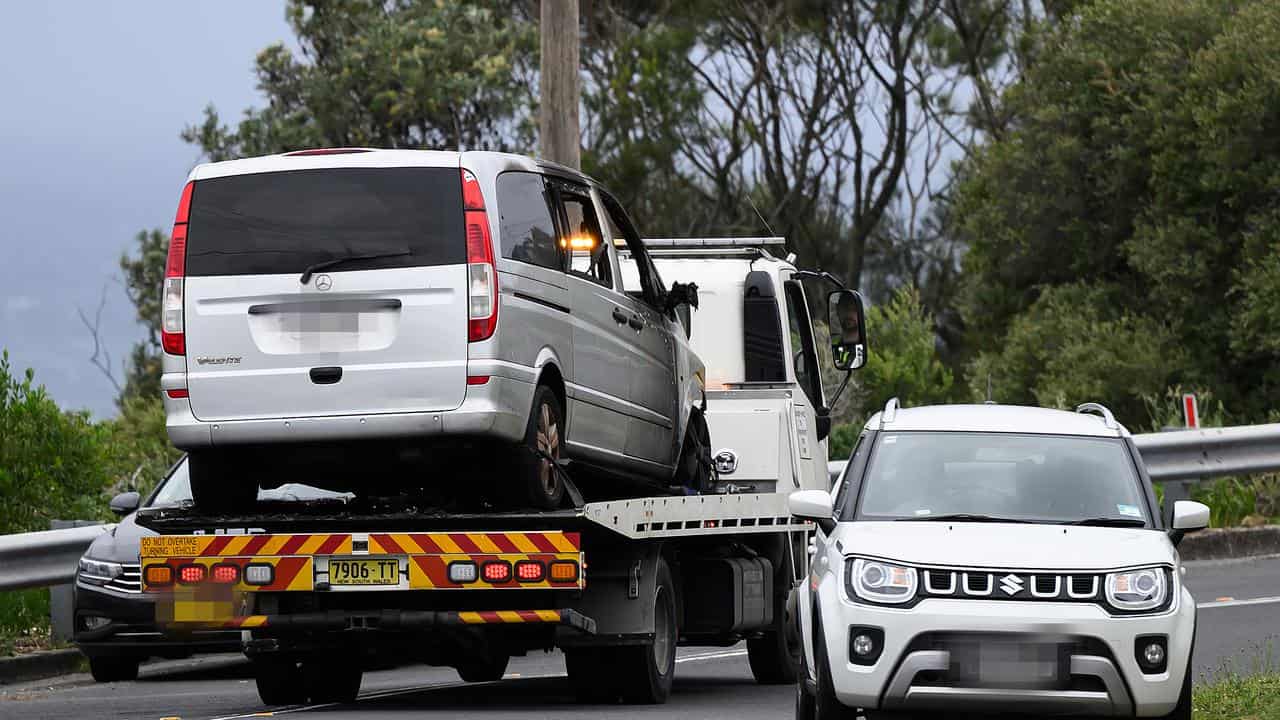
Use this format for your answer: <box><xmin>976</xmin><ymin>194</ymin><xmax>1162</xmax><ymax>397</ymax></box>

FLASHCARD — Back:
<box><xmin>549</xmin><ymin>561</ymin><xmax>579</xmax><ymax>583</ymax></box>
<box><xmin>145</xmin><ymin>565</ymin><xmax>173</xmax><ymax>587</ymax></box>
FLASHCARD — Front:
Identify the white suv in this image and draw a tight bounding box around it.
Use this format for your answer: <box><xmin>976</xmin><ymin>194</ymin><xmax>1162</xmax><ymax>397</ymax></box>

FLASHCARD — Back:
<box><xmin>790</xmin><ymin>401</ymin><xmax>1209</xmax><ymax>719</ymax></box>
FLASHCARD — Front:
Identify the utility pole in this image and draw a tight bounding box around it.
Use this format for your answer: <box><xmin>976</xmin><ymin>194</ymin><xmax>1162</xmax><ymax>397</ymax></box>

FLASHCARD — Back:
<box><xmin>539</xmin><ymin>0</ymin><xmax>580</xmax><ymax>170</ymax></box>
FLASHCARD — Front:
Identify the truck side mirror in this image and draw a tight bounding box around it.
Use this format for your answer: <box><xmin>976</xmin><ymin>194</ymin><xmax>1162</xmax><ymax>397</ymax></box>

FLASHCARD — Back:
<box><xmin>827</xmin><ymin>290</ymin><xmax>867</xmax><ymax>371</ymax></box>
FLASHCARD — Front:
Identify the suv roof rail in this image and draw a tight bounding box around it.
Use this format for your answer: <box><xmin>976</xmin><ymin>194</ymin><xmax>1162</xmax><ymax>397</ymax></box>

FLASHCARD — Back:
<box><xmin>1076</xmin><ymin>402</ymin><xmax>1118</xmax><ymax>429</ymax></box>
<box><xmin>643</xmin><ymin>237</ymin><xmax>785</xmax><ymax>249</ymax></box>
<box><xmin>881</xmin><ymin>397</ymin><xmax>900</xmax><ymax>427</ymax></box>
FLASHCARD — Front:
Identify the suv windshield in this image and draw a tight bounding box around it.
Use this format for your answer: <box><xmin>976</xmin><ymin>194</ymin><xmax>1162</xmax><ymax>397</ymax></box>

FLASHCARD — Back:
<box><xmin>854</xmin><ymin>432</ymin><xmax>1150</xmax><ymax>526</ymax></box>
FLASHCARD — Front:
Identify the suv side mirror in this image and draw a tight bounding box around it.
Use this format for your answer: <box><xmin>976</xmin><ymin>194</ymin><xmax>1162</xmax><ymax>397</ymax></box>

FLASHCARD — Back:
<box><xmin>1171</xmin><ymin>500</ymin><xmax>1209</xmax><ymax>531</ymax></box>
<box><xmin>789</xmin><ymin>490</ymin><xmax>835</xmax><ymax>534</ymax></box>
<box><xmin>827</xmin><ymin>290</ymin><xmax>866</xmax><ymax>371</ymax></box>
<box><xmin>109</xmin><ymin>491</ymin><xmax>141</xmax><ymax>516</ymax></box>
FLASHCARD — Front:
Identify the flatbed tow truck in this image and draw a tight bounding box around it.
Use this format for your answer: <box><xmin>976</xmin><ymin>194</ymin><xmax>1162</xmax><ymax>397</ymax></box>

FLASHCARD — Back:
<box><xmin>136</xmin><ymin>238</ymin><xmax>864</xmax><ymax>706</ymax></box>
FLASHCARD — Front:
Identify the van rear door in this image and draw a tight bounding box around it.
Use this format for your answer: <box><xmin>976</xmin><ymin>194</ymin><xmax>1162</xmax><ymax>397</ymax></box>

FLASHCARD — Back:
<box><xmin>182</xmin><ymin>164</ymin><xmax>469</xmax><ymax>422</ymax></box>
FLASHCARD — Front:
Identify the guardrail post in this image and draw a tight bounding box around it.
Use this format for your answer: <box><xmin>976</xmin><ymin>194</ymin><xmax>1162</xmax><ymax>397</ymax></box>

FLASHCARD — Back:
<box><xmin>48</xmin><ymin>520</ymin><xmax>100</xmax><ymax>644</ymax></box>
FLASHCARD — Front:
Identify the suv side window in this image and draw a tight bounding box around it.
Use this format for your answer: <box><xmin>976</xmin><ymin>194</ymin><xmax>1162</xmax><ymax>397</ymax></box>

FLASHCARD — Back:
<box><xmin>834</xmin><ymin>432</ymin><xmax>869</xmax><ymax>515</ymax></box>
<box><xmin>495</xmin><ymin>172</ymin><xmax>561</xmax><ymax>271</ymax></box>
<box><xmin>783</xmin><ymin>279</ymin><xmax>823</xmax><ymax>408</ymax></box>
<box><xmin>600</xmin><ymin>192</ymin><xmax>666</xmax><ymax>309</ymax></box>
<box><xmin>557</xmin><ymin>189</ymin><xmax>612</xmax><ymax>288</ymax></box>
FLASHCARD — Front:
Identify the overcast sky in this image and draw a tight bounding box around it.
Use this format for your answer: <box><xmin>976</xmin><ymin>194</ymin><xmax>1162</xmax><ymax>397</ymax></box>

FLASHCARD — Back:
<box><xmin>0</xmin><ymin>2</ymin><xmax>290</xmax><ymax>417</ymax></box>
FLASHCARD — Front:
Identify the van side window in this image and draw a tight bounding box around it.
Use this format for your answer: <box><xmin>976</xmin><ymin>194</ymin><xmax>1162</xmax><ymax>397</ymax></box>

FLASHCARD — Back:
<box><xmin>600</xmin><ymin>193</ymin><xmax>666</xmax><ymax>308</ymax></box>
<box><xmin>559</xmin><ymin>192</ymin><xmax>612</xmax><ymax>288</ymax></box>
<box><xmin>496</xmin><ymin>172</ymin><xmax>561</xmax><ymax>271</ymax></box>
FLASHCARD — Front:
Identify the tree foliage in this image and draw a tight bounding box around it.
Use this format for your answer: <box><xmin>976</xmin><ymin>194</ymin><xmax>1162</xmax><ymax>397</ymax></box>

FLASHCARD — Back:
<box><xmin>956</xmin><ymin>0</ymin><xmax>1280</xmax><ymax>425</ymax></box>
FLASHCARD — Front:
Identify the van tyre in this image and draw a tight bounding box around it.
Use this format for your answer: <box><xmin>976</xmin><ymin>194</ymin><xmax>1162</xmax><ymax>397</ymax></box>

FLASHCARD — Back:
<box><xmin>189</xmin><ymin>450</ymin><xmax>258</xmax><ymax>514</ymax></box>
<box><xmin>89</xmin><ymin>656</ymin><xmax>139</xmax><ymax>683</ymax></box>
<box><xmin>253</xmin><ymin>658</ymin><xmax>306</xmax><ymax>705</ymax></box>
<box><xmin>457</xmin><ymin>650</ymin><xmax>509</xmax><ymax>682</ymax></box>
<box><xmin>674</xmin><ymin>411</ymin><xmax>712</xmax><ymax>493</ymax></box>
<box><xmin>518</xmin><ymin>386</ymin><xmax>566</xmax><ymax>510</ymax></box>
<box><xmin>301</xmin><ymin>657</ymin><xmax>362</xmax><ymax>704</ymax></box>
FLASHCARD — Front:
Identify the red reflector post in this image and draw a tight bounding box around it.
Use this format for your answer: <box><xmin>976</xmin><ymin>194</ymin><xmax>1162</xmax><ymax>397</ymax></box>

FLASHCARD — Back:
<box><xmin>481</xmin><ymin>561</ymin><xmax>512</xmax><ymax>583</ymax></box>
<box><xmin>211</xmin><ymin>564</ymin><xmax>239</xmax><ymax>584</ymax></box>
<box><xmin>515</xmin><ymin>560</ymin><xmax>545</xmax><ymax>583</ymax></box>
<box><xmin>178</xmin><ymin>564</ymin><xmax>206</xmax><ymax>585</ymax></box>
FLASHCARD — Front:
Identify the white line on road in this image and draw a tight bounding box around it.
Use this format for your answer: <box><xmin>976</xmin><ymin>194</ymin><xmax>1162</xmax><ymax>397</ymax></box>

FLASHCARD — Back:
<box><xmin>676</xmin><ymin>649</ymin><xmax>749</xmax><ymax>664</ymax></box>
<box><xmin>1197</xmin><ymin>594</ymin><xmax>1280</xmax><ymax>610</ymax></box>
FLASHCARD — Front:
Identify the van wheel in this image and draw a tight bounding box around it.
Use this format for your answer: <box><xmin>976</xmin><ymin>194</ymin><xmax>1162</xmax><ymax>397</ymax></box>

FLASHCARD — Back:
<box><xmin>673</xmin><ymin>412</ymin><xmax>712</xmax><ymax>493</ymax></box>
<box><xmin>518</xmin><ymin>386</ymin><xmax>566</xmax><ymax>510</ymax></box>
<box><xmin>189</xmin><ymin>451</ymin><xmax>258</xmax><ymax>514</ymax></box>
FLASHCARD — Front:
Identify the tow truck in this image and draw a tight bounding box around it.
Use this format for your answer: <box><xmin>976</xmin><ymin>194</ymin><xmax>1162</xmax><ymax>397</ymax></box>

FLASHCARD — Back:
<box><xmin>136</xmin><ymin>237</ymin><xmax>866</xmax><ymax>706</ymax></box>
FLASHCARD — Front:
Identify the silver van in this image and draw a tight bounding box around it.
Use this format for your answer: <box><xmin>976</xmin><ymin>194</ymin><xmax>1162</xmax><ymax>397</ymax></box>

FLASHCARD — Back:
<box><xmin>160</xmin><ymin>149</ymin><xmax>708</xmax><ymax>511</ymax></box>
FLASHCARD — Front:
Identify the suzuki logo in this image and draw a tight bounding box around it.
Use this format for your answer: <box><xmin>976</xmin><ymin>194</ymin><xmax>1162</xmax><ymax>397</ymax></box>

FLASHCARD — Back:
<box><xmin>713</xmin><ymin>449</ymin><xmax>738</xmax><ymax>475</ymax></box>
<box><xmin>999</xmin><ymin>573</ymin><xmax>1025</xmax><ymax>596</ymax></box>
<box><xmin>314</xmin><ymin>274</ymin><xmax>333</xmax><ymax>291</ymax></box>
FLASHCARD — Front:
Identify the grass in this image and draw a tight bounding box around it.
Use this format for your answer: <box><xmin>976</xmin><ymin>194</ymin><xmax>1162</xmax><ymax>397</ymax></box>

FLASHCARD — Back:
<box><xmin>1195</xmin><ymin>673</ymin><xmax>1280</xmax><ymax>719</ymax></box>
<box><xmin>0</xmin><ymin>589</ymin><xmax>52</xmax><ymax>656</ymax></box>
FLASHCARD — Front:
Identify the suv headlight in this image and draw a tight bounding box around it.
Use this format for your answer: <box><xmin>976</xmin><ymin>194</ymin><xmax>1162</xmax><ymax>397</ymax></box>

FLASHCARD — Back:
<box><xmin>1105</xmin><ymin>567</ymin><xmax>1169</xmax><ymax>612</ymax></box>
<box><xmin>846</xmin><ymin>558</ymin><xmax>917</xmax><ymax>605</ymax></box>
<box><xmin>78</xmin><ymin>557</ymin><xmax>123</xmax><ymax>585</ymax></box>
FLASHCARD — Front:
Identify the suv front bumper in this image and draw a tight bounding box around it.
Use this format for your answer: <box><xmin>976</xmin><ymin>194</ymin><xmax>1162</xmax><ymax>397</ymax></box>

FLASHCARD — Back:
<box><xmin>816</xmin><ymin>585</ymin><xmax>1195</xmax><ymax>717</ymax></box>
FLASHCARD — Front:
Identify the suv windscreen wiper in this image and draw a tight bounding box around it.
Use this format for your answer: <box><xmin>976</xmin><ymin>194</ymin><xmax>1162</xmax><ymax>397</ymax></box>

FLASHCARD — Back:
<box><xmin>900</xmin><ymin>513</ymin><xmax>1034</xmax><ymax>524</ymax></box>
<box><xmin>300</xmin><ymin>249</ymin><xmax>411</xmax><ymax>284</ymax></box>
<box><xmin>1064</xmin><ymin>517</ymin><xmax>1147</xmax><ymax>528</ymax></box>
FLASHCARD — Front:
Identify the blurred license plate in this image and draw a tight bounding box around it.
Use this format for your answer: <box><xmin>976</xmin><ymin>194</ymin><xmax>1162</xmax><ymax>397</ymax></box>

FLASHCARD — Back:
<box><xmin>977</xmin><ymin>642</ymin><xmax>1060</xmax><ymax>685</ymax></box>
<box><xmin>329</xmin><ymin>558</ymin><xmax>400</xmax><ymax>586</ymax></box>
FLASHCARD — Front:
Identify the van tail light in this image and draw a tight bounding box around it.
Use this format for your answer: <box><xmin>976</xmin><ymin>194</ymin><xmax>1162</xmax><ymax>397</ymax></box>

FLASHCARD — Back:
<box><xmin>162</xmin><ymin>182</ymin><xmax>193</xmax><ymax>356</ymax></box>
<box><xmin>462</xmin><ymin>169</ymin><xmax>497</xmax><ymax>342</ymax></box>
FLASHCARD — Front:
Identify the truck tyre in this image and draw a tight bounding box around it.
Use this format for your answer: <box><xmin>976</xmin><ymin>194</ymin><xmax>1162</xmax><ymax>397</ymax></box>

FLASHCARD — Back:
<box><xmin>565</xmin><ymin>648</ymin><xmax>619</xmax><ymax>703</ymax></box>
<box><xmin>673</xmin><ymin>412</ymin><xmax>713</xmax><ymax>493</ymax></box>
<box><xmin>748</xmin><ymin>583</ymin><xmax>801</xmax><ymax>683</ymax></box>
<box><xmin>301</xmin><ymin>657</ymin><xmax>362</xmax><ymax>704</ymax></box>
<box><xmin>189</xmin><ymin>450</ymin><xmax>258</xmax><ymax>514</ymax></box>
<box><xmin>89</xmin><ymin>656</ymin><xmax>139</xmax><ymax>683</ymax></box>
<box><xmin>616</xmin><ymin>558</ymin><xmax>678</xmax><ymax>704</ymax></box>
<box><xmin>457</xmin><ymin>650</ymin><xmax>509</xmax><ymax>682</ymax></box>
<box><xmin>253</xmin><ymin>658</ymin><xmax>306</xmax><ymax>705</ymax></box>
<box><xmin>517</xmin><ymin>386</ymin><xmax>566</xmax><ymax>510</ymax></box>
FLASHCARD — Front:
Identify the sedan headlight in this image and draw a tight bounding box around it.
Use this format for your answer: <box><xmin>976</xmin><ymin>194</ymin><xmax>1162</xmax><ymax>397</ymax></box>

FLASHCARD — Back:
<box><xmin>1105</xmin><ymin>567</ymin><xmax>1169</xmax><ymax>612</ymax></box>
<box><xmin>846</xmin><ymin>558</ymin><xmax>917</xmax><ymax>605</ymax></box>
<box><xmin>77</xmin><ymin>557</ymin><xmax>123</xmax><ymax>585</ymax></box>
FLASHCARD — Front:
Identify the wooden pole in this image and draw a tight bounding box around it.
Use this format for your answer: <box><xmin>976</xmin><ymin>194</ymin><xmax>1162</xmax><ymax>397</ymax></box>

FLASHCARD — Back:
<box><xmin>539</xmin><ymin>0</ymin><xmax>581</xmax><ymax>170</ymax></box>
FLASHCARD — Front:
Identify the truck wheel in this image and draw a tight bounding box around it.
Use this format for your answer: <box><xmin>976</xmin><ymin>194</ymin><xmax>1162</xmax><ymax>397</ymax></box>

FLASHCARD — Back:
<box><xmin>457</xmin><ymin>650</ymin><xmax>509</xmax><ymax>682</ymax></box>
<box><xmin>88</xmin><ymin>656</ymin><xmax>139</xmax><ymax>683</ymax></box>
<box><xmin>673</xmin><ymin>412</ymin><xmax>712</xmax><ymax>493</ymax></box>
<box><xmin>517</xmin><ymin>386</ymin><xmax>566</xmax><ymax>510</ymax></box>
<box><xmin>189</xmin><ymin>450</ymin><xmax>258</xmax><ymax>514</ymax></box>
<box><xmin>616</xmin><ymin>558</ymin><xmax>678</xmax><ymax>704</ymax></box>
<box><xmin>254</xmin><ymin>658</ymin><xmax>306</xmax><ymax>705</ymax></box>
<box><xmin>748</xmin><ymin>583</ymin><xmax>801</xmax><ymax>683</ymax></box>
<box><xmin>565</xmin><ymin>648</ymin><xmax>619</xmax><ymax>703</ymax></box>
<box><xmin>301</xmin><ymin>657</ymin><xmax>362</xmax><ymax>704</ymax></box>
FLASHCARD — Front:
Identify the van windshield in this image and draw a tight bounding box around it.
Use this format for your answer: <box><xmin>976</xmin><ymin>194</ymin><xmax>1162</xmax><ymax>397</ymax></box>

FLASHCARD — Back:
<box><xmin>854</xmin><ymin>432</ymin><xmax>1150</xmax><ymax>526</ymax></box>
<box><xmin>185</xmin><ymin>167</ymin><xmax>465</xmax><ymax>277</ymax></box>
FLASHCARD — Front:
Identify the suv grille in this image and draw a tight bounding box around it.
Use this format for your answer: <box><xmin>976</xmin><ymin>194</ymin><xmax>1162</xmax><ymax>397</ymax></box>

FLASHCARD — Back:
<box><xmin>105</xmin><ymin>563</ymin><xmax>142</xmax><ymax>594</ymax></box>
<box><xmin>917</xmin><ymin>566</ymin><xmax>1100</xmax><ymax>603</ymax></box>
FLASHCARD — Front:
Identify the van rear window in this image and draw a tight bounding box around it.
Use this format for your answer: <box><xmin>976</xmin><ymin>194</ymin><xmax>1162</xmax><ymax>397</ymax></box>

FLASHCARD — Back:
<box><xmin>185</xmin><ymin>167</ymin><xmax>465</xmax><ymax>277</ymax></box>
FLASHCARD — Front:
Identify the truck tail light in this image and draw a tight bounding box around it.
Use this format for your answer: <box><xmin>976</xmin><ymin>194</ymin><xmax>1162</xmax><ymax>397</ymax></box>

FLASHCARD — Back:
<box><xmin>448</xmin><ymin>561</ymin><xmax>478</xmax><ymax>584</ymax></box>
<box><xmin>481</xmin><ymin>561</ymin><xmax>511</xmax><ymax>583</ymax></box>
<box><xmin>549</xmin><ymin>561</ymin><xmax>579</xmax><ymax>583</ymax></box>
<box><xmin>162</xmin><ymin>182</ymin><xmax>193</xmax><ymax>356</ymax></box>
<box><xmin>211</xmin><ymin>564</ymin><xmax>240</xmax><ymax>584</ymax></box>
<box><xmin>177</xmin><ymin>564</ymin><xmax>206</xmax><ymax>585</ymax></box>
<box><xmin>462</xmin><ymin>169</ymin><xmax>497</xmax><ymax>342</ymax></box>
<box><xmin>514</xmin><ymin>560</ymin><xmax>545</xmax><ymax>583</ymax></box>
<box><xmin>243</xmin><ymin>564</ymin><xmax>274</xmax><ymax>586</ymax></box>
<box><xmin>145</xmin><ymin>565</ymin><xmax>173</xmax><ymax>587</ymax></box>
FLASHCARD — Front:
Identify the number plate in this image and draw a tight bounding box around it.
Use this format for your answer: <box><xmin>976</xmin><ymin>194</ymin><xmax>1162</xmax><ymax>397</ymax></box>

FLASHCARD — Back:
<box><xmin>328</xmin><ymin>557</ymin><xmax>401</xmax><ymax>586</ymax></box>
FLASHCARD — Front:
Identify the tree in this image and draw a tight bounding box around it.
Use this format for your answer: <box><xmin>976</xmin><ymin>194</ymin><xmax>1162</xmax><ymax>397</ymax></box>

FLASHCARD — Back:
<box><xmin>955</xmin><ymin>0</ymin><xmax>1280</xmax><ymax>425</ymax></box>
<box><xmin>118</xmin><ymin>229</ymin><xmax>168</xmax><ymax>403</ymax></box>
<box><xmin>184</xmin><ymin>0</ymin><xmax>537</xmax><ymax>160</ymax></box>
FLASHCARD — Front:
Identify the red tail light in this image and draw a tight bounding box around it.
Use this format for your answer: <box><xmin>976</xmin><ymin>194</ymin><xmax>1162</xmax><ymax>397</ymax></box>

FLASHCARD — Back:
<box><xmin>162</xmin><ymin>182</ymin><xmax>193</xmax><ymax>356</ymax></box>
<box><xmin>462</xmin><ymin>169</ymin><xmax>497</xmax><ymax>342</ymax></box>
<box><xmin>481</xmin><ymin>561</ymin><xmax>512</xmax><ymax>583</ymax></box>
<box><xmin>178</xmin><ymin>564</ymin><xmax>206</xmax><ymax>585</ymax></box>
<box><xmin>211</xmin><ymin>564</ymin><xmax>239</xmax><ymax>584</ymax></box>
<box><xmin>514</xmin><ymin>560</ymin><xmax>545</xmax><ymax>582</ymax></box>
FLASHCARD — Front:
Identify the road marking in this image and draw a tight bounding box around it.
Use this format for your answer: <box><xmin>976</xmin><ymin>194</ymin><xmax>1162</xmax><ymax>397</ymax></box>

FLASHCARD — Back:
<box><xmin>1197</xmin><ymin>594</ymin><xmax>1280</xmax><ymax>609</ymax></box>
<box><xmin>675</xmin><ymin>649</ymin><xmax>749</xmax><ymax>664</ymax></box>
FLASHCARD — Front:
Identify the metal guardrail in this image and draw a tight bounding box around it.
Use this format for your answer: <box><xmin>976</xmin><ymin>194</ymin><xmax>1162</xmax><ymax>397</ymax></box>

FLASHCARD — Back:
<box><xmin>825</xmin><ymin>423</ymin><xmax>1280</xmax><ymax>486</ymax></box>
<box><xmin>0</xmin><ymin>524</ymin><xmax>113</xmax><ymax>592</ymax></box>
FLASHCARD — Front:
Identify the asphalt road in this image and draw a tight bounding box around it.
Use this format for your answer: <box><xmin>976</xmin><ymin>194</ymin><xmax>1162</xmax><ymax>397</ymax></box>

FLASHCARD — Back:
<box><xmin>2</xmin><ymin>554</ymin><xmax>1276</xmax><ymax>720</ymax></box>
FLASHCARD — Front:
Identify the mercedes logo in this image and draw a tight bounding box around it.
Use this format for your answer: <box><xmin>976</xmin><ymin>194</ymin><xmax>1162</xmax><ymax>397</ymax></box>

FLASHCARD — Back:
<box><xmin>314</xmin><ymin>274</ymin><xmax>333</xmax><ymax>291</ymax></box>
<box><xmin>999</xmin><ymin>573</ymin><xmax>1025</xmax><ymax>596</ymax></box>
<box><xmin>714</xmin><ymin>449</ymin><xmax>738</xmax><ymax>475</ymax></box>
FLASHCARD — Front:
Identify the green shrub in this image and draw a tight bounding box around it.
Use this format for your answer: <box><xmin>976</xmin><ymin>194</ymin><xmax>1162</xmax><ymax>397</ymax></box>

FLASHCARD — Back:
<box><xmin>0</xmin><ymin>589</ymin><xmax>51</xmax><ymax>656</ymax></box>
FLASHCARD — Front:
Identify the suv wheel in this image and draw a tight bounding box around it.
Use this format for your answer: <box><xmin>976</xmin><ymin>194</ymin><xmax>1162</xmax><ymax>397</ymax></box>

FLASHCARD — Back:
<box><xmin>189</xmin><ymin>450</ymin><xmax>258</xmax><ymax>513</ymax></box>
<box><xmin>518</xmin><ymin>386</ymin><xmax>566</xmax><ymax>510</ymax></box>
<box><xmin>1157</xmin><ymin>664</ymin><xmax>1192</xmax><ymax>720</ymax></box>
<box><xmin>812</xmin><ymin>615</ymin><xmax>858</xmax><ymax>720</ymax></box>
<box><xmin>88</xmin><ymin>656</ymin><xmax>139</xmax><ymax>683</ymax></box>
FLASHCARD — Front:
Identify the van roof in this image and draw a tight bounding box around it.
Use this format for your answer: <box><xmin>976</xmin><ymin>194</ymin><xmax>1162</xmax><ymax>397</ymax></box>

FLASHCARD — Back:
<box><xmin>188</xmin><ymin>149</ymin><xmax>596</xmax><ymax>184</ymax></box>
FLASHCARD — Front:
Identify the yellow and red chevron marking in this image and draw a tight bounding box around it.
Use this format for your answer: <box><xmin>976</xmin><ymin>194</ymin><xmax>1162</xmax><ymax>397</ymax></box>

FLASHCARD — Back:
<box><xmin>369</xmin><ymin>531</ymin><xmax>580</xmax><ymax>555</ymax></box>
<box><xmin>458</xmin><ymin>609</ymin><xmax>562</xmax><ymax>624</ymax></box>
<box><xmin>408</xmin><ymin>553</ymin><xmax>582</xmax><ymax>590</ymax></box>
<box><xmin>142</xmin><ymin>556</ymin><xmax>313</xmax><ymax>592</ymax></box>
<box><xmin>140</xmin><ymin>534</ymin><xmax>352</xmax><ymax>559</ymax></box>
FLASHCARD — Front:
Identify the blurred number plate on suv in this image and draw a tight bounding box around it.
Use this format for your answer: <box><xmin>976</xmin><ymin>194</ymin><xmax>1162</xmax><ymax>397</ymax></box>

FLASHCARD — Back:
<box><xmin>329</xmin><ymin>558</ymin><xmax>400</xmax><ymax>586</ymax></box>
